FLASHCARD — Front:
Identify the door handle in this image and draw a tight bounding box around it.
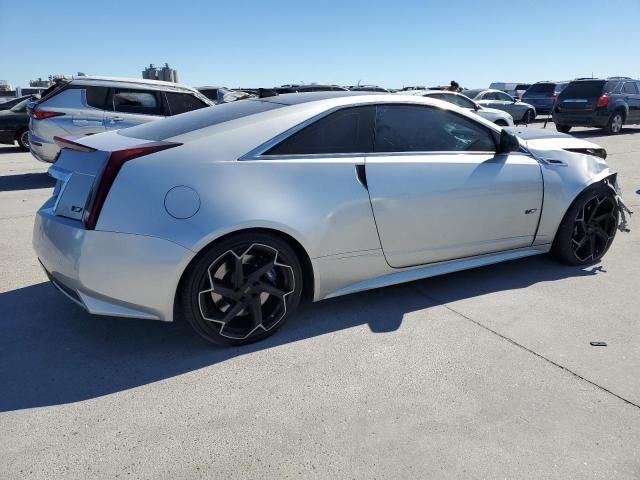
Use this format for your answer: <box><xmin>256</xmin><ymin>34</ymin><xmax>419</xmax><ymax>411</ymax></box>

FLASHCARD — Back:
<box><xmin>109</xmin><ymin>116</ymin><xmax>124</xmax><ymax>122</ymax></box>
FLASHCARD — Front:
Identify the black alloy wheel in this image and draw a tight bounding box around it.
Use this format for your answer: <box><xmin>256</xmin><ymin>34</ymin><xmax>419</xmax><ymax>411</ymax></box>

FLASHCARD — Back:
<box><xmin>181</xmin><ymin>233</ymin><xmax>303</xmax><ymax>345</ymax></box>
<box><xmin>552</xmin><ymin>184</ymin><xmax>619</xmax><ymax>265</ymax></box>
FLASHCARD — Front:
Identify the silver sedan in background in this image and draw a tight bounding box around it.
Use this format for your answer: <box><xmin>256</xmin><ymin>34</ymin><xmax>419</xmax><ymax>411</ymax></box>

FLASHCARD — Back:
<box><xmin>403</xmin><ymin>89</ymin><xmax>514</xmax><ymax>126</ymax></box>
<box><xmin>34</xmin><ymin>93</ymin><xmax>622</xmax><ymax>345</ymax></box>
<box><xmin>463</xmin><ymin>88</ymin><xmax>537</xmax><ymax>124</ymax></box>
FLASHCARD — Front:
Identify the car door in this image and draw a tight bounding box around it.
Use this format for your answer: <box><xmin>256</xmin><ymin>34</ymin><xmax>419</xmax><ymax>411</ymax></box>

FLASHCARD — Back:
<box><xmin>104</xmin><ymin>88</ymin><xmax>165</xmax><ymax>130</ymax></box>
<box><xmin>67</xmin><ymin>85</ymin><xmax>108</xmax><ymax>136</ymax></box>
<box><xmin>365</xmin><ymin>104</ymin><xmax>543</xmax><ymax>268</ymax></box>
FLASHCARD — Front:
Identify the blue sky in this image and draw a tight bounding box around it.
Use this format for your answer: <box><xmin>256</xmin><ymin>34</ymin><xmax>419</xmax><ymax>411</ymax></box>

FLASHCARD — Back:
<box><xmin>4</xmin><ymin>0</ymin><xmax>640</xmax><ymax>90</ymax></box>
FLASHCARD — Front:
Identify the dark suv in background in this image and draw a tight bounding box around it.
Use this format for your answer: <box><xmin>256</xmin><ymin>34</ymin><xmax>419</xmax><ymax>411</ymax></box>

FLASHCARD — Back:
<box><xmin>553</xmin><ymin>77</ymin><xmax>640</xmax><ymax>134</ymax></box>
<box><xmin>521</xmin><ymin>81</ymin><xmax>568</xmax><ymax>115</ymax></box>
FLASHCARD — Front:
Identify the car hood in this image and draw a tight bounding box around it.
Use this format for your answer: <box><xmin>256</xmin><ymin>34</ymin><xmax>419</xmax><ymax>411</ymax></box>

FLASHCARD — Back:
<box><xmin>506</xmin><ymin>127</ymin><xmax>612</xmax><ymax>181</ymax></box>
<box><xmin>505</xmin><ymin>127</ymin><xmax>601</xmax><ymax>150</ymax></box>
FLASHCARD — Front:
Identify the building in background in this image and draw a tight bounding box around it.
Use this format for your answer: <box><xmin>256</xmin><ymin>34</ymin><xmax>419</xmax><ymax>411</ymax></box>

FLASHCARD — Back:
<box><xmin>0</xmin><ymin>80</ymin><xmax>10</xmax><ymax>92</ymax></box>
<box><xmin>29</xmin><ymin>75</ymin><xmax>70</xmax><ymax>88</ymax></box>
<box><xmin>142</xmin><ymin>63</ymin><xmax>178</xmax><ymax>83</ymax></box>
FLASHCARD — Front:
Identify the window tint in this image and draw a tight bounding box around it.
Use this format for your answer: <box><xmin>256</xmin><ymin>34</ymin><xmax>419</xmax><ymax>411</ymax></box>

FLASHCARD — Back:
<box><xmin>265</xmin><ymin>106</ymin><xmax>374</xmax><ymax>155</ymax></box>
<box><xmin>461</xmin><ymin>89</ymin><xmax>483</xmax><ymax>99</ymax></box>
<box><xmin>85</xmin><ymin>86</ymin><xmax>108</xmax><ymax>109</ymax></box>
<box><xmin>446</xmin><ymin>94</ymin><xmax>475</xmax><ymax>109</ymax></box>
<box><xmin>112</xmin><ymin>89</ymin><xmax>162</xmax><ymax>115</ymax></box>
<box><xmin>165</xmin><ymin>92</ymin><xmax>209</xmax><ymax>115</ymax></box>
<box><xmin>374</xmin><ymin>104</ymin><xmax>495</xmax><ymax>153</ymax></box>
<box><xmin>622</xmin><ymin>82</ymin><xmax>638</xmax><ymax>94</ymax></box>
<box><xmin>526</xmin><ymin>83</ymin><xmax>555</xmax><ymax>95</ymax></box>
<box><xmin>560</xmin><ymin>81</ymin><xmax>606</xmax><ymax>99</ymax></box>
<box><xmin>494</xmin><ymin>91</ymin><xmax>513</xmax><ymax>101</ymax></box>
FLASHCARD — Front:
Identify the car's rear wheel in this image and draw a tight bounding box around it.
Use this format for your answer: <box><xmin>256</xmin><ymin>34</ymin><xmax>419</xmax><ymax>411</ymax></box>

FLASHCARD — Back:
<box><xmin>556</xmin><ymin>124</ymin><xmax>572</xmax><ymax>133</ymax></box>
<box><xmin>552</xmin><ymin>184</ymin><xmax>619</xmax><ymax>265</ymax></box>
<box><xmin>604</xmin><ymin>111</ymin><xmax>624</xmax><ymax>135</ymax></box>
<box><xmin>17</xmin><ymin>129</ymin><xmax>30</xmax><ymax>151</ymax></box>
<box><xmin>180</xmin><ymin>232</ymin><xmax>303</xmax><ymax>345</ymax></box>
<box><xmin>522</xmin><ymin>109</ymin><xmax>535</xmax><ymax>124</ymax></box>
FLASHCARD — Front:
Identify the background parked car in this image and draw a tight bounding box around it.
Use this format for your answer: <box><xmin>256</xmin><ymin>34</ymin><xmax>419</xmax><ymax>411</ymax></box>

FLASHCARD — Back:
<box><xmin>0</xmin><ymin>95</ymin><xmax>35</xmax><ymax>111</ymax></box>
<box><xmin>552</xmin><ymin>77</ymin><xmax>640</xmax><ymax>134</ymax></box>
<box><xmin>28</xmin><ymin>76</ymin><xmax>213</xmax><ymax>162</ymax></box>
<box><xmin>0</xmin><ymin>98</ymin><xmax>30</xmax><ymax>150</ymax></box>
<box><xmin>274</xmin><ymin>84</ymin><xmax>348</xmax><ymax>93</ymax></box>
<box><xmin>490</xmin><ymin>82</ymin><xmax>531</xmax><ymax>100</ymax></box>
<box><xmin>346</xmin><ymin>85</ymin><xmax>389</xmax><ymax>92</ymax></box>
<box><xmin>404</xmin><ymin>90</ymin><xmax>514</xmax><ymax>126</ymax></box>
<box><xmin>521</xmin><ymin>81</ymin><xmax>568</xmax><ymax>115</ymax></box>
<box><xmin>463</xmin><ymin>89</ymin><xmax>536</xmax><ymax>124</ymax></box>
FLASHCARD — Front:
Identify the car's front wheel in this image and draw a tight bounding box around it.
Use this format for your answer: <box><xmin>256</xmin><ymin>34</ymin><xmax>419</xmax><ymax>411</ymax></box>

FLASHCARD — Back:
<box><xmin>552</xmin><ymin>184</ymin><xmax>619</xmax><ymax>265</ymax></box>
<box><xmin>180</xmin><ymin>232</ymin><xmax>303</xmax><ymax>345</ymax></box>
<box><xmin>17</xmin><ymin>129</ymin><xmax>30</xmax><ymax>151</ymax></box>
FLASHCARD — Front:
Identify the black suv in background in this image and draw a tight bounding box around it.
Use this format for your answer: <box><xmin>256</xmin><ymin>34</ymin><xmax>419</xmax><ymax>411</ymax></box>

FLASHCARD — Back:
<box><xmin>521</xmin><ymin>81</ymin><xmax>568</xmax><ymax>115</ymax></box>
<box><xmin>553</xmin><ymin>77</ymin><xmax>640</xmax><ymax>134</ymax></box>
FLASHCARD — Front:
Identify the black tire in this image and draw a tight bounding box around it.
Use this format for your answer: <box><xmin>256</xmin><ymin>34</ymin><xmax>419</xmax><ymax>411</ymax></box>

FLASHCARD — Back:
<box><xmin>604</xmin><ymin>111</ymin><xmax>624</xmax><ymax>135</ymax></box>
<box><xmin>16</xmin><ymin>129</ymin><xmax>30</xmax><ymax>151</ymax></box>
<box><xmin>556</xmin><ymin>124</ymin><xmax>572</xmax><ymax>133</ymax></box>
<box><xmin>180</xmin><ymin>232</ymin><xmax>303</xmax><ymax>346</ymax></box>
<box><xmin>551</xmin><ymin>183</ymin><xmax>619</xmax><ymax>266</ymax></box>
<box><xmin>522</xmin><ymin>109</ymin><xmax>535</xmax><ymax>124</ymax></box>
<box><xmin>494</xmin><ymin>119</ymin><xmax>508</xmax><ymax>127</ymax></box>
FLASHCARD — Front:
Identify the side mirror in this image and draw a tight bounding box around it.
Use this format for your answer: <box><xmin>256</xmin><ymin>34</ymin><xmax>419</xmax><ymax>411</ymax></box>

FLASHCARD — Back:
<box><xmin>474</xmin><ymin>103</ymin><xmax>480</xmax><ymax>111</ymax></box>
<box><xmin>499</xmin><ymin>129</ymin><xmax>520</xmax><ymax>153</ymax></box>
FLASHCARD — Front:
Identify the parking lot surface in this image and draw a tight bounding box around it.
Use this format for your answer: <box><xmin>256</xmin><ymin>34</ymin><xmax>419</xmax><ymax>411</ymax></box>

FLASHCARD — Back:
<box><xmin>1</xmin><ymin>123</ymin><xmax>640</xmax><ymax>479</ymax></box>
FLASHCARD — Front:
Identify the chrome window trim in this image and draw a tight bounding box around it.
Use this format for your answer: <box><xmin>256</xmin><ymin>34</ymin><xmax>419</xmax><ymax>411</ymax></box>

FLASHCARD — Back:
<box><xmin>240</xmin><ymin>101</ymin><xmax>501</xmax><ymax>161</ymax></box>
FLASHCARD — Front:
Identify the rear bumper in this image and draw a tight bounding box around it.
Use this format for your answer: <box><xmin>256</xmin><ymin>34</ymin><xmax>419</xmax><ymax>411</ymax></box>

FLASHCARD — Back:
<box><xmin>29</xmin><ymin>132</ymin><xmax>59</xmax><ymax>162</ymax></box>
<box><xmin>552</xmin><ymin>111</ymin><xmax>610</xmax><ymax>128</ymax></box>
<box><xmin>33</xmin><ymin>201</ymin><xmax>195</xmax><ymax>322</ymax></box>
<box><xmin>523</xmin><ymin>99</ymin><xmax>553</xmax><ymax>114</ymax></box>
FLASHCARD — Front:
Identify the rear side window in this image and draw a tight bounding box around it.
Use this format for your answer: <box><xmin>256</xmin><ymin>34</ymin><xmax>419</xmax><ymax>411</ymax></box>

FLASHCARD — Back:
<box><xmin>85</xmin><ymin>86</ymin><xmax>109</xmax><ymax>109</ymax></box>
<box><xmin>622</xmin><ymin>82</ymin><xmax>638</xmax><ymax>94</ymax></box>
<box><xmin>375</xmin><ymin>104</ymin><xmax>495</xmax><ymax>153</ymax></box>
<box><xmin>111</xmin><ymin>89</ymin><xmax>162</xmax><ymax>115</ymax></box>
<box><xmin>561</xmin><ymin>81</ymin><xmax>606</xmax><ymax>98</ymax></box>
<box><xmin>165</xmin><ymin>92</ymin><xmax>209</xmax><ymax>115</ymax></box>
<box><xmin>265</xmin><ymin>106</ymin><xmax>375</xmax><ymax>155</ymax></box>
<box><xmin>525</xmin><ymin>83</ymin><xmax>555</xmax><ymax>95</ymax></box>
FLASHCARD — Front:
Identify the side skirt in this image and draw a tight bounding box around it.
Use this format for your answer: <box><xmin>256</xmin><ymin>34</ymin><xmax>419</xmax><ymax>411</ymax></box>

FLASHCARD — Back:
<box><xmin>320</xmin><ymin>245</ymin><xmax>551</xmax><ymax>300</ymax></box>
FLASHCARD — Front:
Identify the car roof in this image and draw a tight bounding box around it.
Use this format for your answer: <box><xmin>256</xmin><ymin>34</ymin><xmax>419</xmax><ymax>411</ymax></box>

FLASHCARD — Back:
<box><xmin>259</xmin><ymin>91</ymin><xmax>379</xmax><ymax>105</ymax></box>
<box><xmin>68</xmin><ymin>76</ymin><xmax>198</xmax><ymax>93</ymax></box>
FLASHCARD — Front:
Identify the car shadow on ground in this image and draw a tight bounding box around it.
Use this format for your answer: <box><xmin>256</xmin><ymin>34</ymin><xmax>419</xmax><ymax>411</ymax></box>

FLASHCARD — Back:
<box><xmin>0</xmin><ymin>172</ymin><xmax>55</xmax><ymax>192</ymax></box>
<box><xmin>0</xmin><ymin>146</ymin><xmax>23</xmax><ymax>154</ymax></box>
<box><xmin>0</xmin><ymin>255</ymin><xmax>602</xmax><ymax>412</ymax></box>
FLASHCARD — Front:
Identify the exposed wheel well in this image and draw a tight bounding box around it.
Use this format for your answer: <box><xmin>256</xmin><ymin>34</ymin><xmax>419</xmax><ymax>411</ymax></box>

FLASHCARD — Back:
<box><xmin>613</xmin><ymin>107</ymin><xmax>626</xmax><ymax>121</ymax></box>
<box><xmin>174</xmin><ymin>228</ymin><xmax>315</xmax><ymax>321</ymax></box>
<box><xmin>15</xmin><ymin>127</ymin><xmax>28</xmax><ymax>140</ymax></box>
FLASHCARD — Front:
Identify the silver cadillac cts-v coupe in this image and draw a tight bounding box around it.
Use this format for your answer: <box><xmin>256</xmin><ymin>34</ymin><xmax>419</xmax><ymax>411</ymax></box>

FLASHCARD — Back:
<box><xmin>34</xmin><ymin>92</ymin><xmax>626</xmax><ymax>345</ymax></box>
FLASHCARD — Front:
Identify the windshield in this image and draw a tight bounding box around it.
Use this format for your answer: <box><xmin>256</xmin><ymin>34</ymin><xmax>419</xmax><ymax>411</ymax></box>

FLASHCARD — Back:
<box><xmin>10</xmin><ymin>99</ymin><xmax>29</xmax><ymax>112</ymax></box>
<box><xmin>461</xmin><ymin>89</ymin><xmax>483</xmax><ymax>99</ymax></box>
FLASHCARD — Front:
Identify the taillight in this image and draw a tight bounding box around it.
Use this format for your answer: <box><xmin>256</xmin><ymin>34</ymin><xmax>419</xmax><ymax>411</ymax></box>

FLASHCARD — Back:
<box><xmin>31</xmin><ymin>109</ymin><xmax>65</xmax><ymax>119</ymax></box>
<box><xmin>82</xmin><ymin>142</ymin><xmax>182</xmax><ymax>230</ymax></box>
<box><xmin>597</xmin><ymin>94</ymin><xmax>610</xmax><ymax>108</ymax></box>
